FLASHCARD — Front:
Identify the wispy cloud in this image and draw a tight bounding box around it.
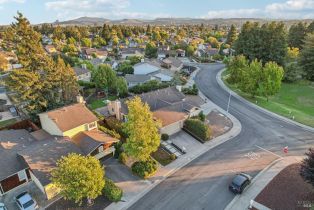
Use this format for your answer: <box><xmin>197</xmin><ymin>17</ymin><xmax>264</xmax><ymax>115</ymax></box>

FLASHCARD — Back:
<box><xmin>203</xmin><ymin>0</ymin><xmax>314</xmax><ymax>19</ymax></box>
<box><xmin>45</xmin><ymin>0</ymin><xmax>170</xmax><ymax>20</ymax></box>
<box><xmin>0</xmin><ymin>0</ymin><xmax>25</xmax><ymax>4</ymax></box>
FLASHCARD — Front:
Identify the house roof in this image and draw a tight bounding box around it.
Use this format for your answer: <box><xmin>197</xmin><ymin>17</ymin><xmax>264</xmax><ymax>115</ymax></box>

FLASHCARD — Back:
<box><xmin>118</xmin><ymin>87</ymin><xmax>205</xmax><ymax>127</ymax></box>
<box><xmin>73</xmin><ymin>66</ymin><xmax>90</xmax><ymax>76</ymax></box>
<box><xmin>0</xmin><ymin>130</ymin><xmax>36</xmax><ymax>181</ymax></box>
<box><xmin>39</xmin><ymin>103</ymin><xmax>98</xmax><ymax>132</ymax></box>
<box><xmin>153</xmin><ymin>73</ymin><xmax>173</xmax><ymax>82</ymax></box>
<box><xmin>125</xmin><ymin>74</ymin><xmax>152</xmax><ymax>83</ymax></box>
<box><xmin>153</xmin><ymin>110</ymin><xmax>186</xmax><ymax>127</ymax></box>
<box><xmin>163</xmin><ymin>57</ymin><xmax>183</xmax><ymax>69</ymax></box>
<box><xmin>18</xmin><ymin>137</ymin><xmax>83</xmax><ymax>186</ymax></box>
<box><xmin>134</xmin><ymin>62</ymin><xmax>160</xmax><ymax>75</ymax></box>
<box><xmin>72</xmin><ymin>130</ymin><xmax>119</xmax><ymax>155</ymax></box>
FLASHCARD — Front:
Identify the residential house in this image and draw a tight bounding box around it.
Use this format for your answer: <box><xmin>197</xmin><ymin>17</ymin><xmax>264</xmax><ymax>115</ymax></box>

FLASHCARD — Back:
<box><xmin>120</xmin><ymin>48</ymin><xmax>144</xmax><ymax>59</ymax></box>
<box><xmin>44</xmin><ymin>45</ymin><xmax>57</xmax><ymax>54</ymax></box>
<box><xmin>176</xmin><ymin>49</ymin><xmax>186</xmax><ymax>57</ymax></box>
<box><xmin>107</xmin><ymin>87</ymin><xmax>204</xmax><ymax>135</ymax></box>
<box><xmin>134</xmin><ymin>61</ymin><xmax>174</xmax><ymax>82</ymax></box>
<box><xmin>82</xmin><ymin>48</ymin><xmax>108</xmax><ymax>60</ymax></box>
<box><xmin>42</xmin><ymin>35</ymin><xmax>53</xmax><ymax>45</ymax></box>
<box><xmin>73</xmin><ymin>65</ymin><xmax>91</xmax><ymax>82</ymax></box>
<box><xmin>0</xmin><ymin>100</ymin><xmax>119</xmax><ymax>200</ymax></box>
<box><xmin>125</xmin><ymin>74</ymin><xmax>154</xmax><ymax>88</ymax></box>
<box><xmin>161</xmin><ymin>57</ymin><xmax>183</xmax><ymax>72</ymax></box>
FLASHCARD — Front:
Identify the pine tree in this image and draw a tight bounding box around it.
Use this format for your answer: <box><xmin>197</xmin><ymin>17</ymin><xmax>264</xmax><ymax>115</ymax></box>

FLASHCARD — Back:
<box><xmin>288</xmin><ymin>22</ymin><xmax>307</xmax><ymax>49</ymax></box>
<box><xmin>299</xmin><ymin>33</ymin><xmax>314</xmax><ymax>81</ymax></box>
<box><xmin>226</xmin><ymin>24</ymin><xmax>237</xmax><ymax>46</ymax></box>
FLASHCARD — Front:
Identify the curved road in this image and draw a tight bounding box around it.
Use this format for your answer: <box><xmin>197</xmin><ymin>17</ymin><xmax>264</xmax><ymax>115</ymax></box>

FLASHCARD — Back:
<box><xmin>128</xmin><ymin>64</ymin><xmax>314</xmax><ymax>210</ymax></box>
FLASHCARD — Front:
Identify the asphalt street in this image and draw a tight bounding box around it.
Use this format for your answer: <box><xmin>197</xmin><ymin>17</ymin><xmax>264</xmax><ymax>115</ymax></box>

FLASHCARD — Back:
<box><xmin>128</xmin><ymin>63</ymin><xmax>314</xmax><ymax>210</ymax></box>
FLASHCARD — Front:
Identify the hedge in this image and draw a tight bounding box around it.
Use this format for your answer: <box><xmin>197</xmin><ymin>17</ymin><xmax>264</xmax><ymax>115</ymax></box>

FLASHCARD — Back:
<box><xmin>129</xmin><ymin>80</ymin><xmax>171</xmax><ymax>94</ymax></box>
<box><xmin>182</xmin><ymin>84</ymin><xmax>198</xmax><ymax>95</ymax></box>
<box><xmin>131</xmin><ymin>158</ymin><xmax>158</xmax><ymax>179</ymax></box>
<box><xmin>184</xmin><ymin>119</ymin><xmax>211</xmax><ymax>141</ymax></box>
<box><xmin>161</xmin><ymin>133</ymin><xmax>169</xmax><ymax>141</ymax></box>
<box><xmin>118</xmin><ymin>152</ymin><xmax>127</xmax><ymax>164</ymax></box>
<box><xmin>103</xmin><ymin>178</ymin><xmax>123</xmax><ymax>202</ymax></box>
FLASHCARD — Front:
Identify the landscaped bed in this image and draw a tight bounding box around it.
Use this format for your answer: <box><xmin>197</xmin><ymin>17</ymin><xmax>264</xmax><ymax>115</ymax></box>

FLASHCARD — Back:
<box><xmin>222</xmin><ymin>71</ymin><xmax>314</xmax><ymax>127</ymax></box>
<box><xmin>254</xmin><ymin>163</ymin><xmax>314</xmax><ymax>210</ymax></box>
<box><xmin>151</xmin><ymin>147</ymin><xmax>176</xmax><ymax>166</ymax></box>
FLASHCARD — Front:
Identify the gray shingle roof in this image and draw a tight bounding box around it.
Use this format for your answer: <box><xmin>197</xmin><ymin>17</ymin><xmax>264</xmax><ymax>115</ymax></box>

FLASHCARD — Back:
<box><xmin>0</xmin><ymin>130</ymin><xmax>36</xmax><ymax>181</ymax></box>
<box><xmin>73</xmin><ymin>67</ymin><xmax>90</xmax><ymax>76</ymax></box>
<box><xmin>125</xmin><ymin>74</ymin><xmax>152</xmax><ymax>83</ymax></box>
<box><xmin>18</xmin><ymin>137</ymin><xmax>83</xmax><ymax>186</ymax></box>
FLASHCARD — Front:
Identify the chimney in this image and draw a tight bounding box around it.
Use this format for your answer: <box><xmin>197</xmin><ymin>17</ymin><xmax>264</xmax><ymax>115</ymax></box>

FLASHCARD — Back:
<box><xmin>176</xmin><ymin>85</ymin><xmax>182</xmax><ymax>92</ymax></box>
<box><xmin>76</xmin><ymin>95</ymin><xmax>85</xmax><ymax>104</ymax></box>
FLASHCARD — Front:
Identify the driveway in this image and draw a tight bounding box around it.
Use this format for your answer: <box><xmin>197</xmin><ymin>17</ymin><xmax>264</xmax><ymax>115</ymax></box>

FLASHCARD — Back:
<box><xmin>128</xmin><ymin>63</ymin><xmax>314</xmax><ymax>210</ymax></box>
<box><xmin>170</xmin><ymin>131</ymin><xmax>203</xmax><ymax>153</ymax></box>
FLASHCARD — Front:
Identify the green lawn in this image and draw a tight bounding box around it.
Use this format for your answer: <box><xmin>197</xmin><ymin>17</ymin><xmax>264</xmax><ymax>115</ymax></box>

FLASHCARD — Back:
<box><xmin>0</xmin><ymin>118</ymin><xmax>17</xmax><ymax>128</ymax></box>
<box><xmin>151</xmin><ymin>147</ymin><xmax>175</xmax><ymax>166</ymax></box>
<box><xmin>222</xmin><ymin>72</ymin><xmax>314</xmax><ymax>127</ymax></box>
<box><xmin>88</xmin><ymin>95</ymin><xmax>118</xmax><ymax>110</ymax></box>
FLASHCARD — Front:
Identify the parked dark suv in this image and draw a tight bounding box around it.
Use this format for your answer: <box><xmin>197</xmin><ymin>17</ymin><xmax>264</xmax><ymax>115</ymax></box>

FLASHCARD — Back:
<box><xmin>229</xmin><ymin>173</ymin><xmax>252</xmax><ymax>194</ymax></box>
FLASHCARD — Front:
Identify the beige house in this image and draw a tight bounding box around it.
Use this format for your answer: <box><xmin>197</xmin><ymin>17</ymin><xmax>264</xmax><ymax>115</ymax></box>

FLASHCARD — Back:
<box><xmin>38</xmin><ymin>102</ymin><xmax>98</xmax><ymax>138</ymax></box>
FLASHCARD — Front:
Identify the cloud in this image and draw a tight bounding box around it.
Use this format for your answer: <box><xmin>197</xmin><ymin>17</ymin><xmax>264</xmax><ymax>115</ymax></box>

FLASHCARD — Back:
<box><xmin>45</xmin><ymin>0</ymin><xmax>169</xmax><ymax>20</ymax></box>
<box><xmin>0</xmin><ymin>0</ymin><xmax>25</xmax><ymax>3</ymax></box>
<box><xmin>203</xmin><ymin>0</ymin><xmax>314</xmax><ymax>19</ymax></box>
<box><xmin>203</xmin><ymin>9</ymin><xmax>262</xmax><ymax>19</ymax></box>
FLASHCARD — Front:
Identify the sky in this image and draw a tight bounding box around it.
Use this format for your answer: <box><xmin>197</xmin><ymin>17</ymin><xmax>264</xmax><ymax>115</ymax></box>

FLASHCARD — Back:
<box><xmin>0</xmin><ymin>0</ymin><xmax>314</xmax><ymax>24</ymax></box>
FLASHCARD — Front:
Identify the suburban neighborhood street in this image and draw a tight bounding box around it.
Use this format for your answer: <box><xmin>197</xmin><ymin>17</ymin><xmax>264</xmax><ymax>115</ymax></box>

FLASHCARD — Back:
<box><xmin>128</xmin><ymin>63</ymin><xmax>314</xmax><ymax>210</ymax></box>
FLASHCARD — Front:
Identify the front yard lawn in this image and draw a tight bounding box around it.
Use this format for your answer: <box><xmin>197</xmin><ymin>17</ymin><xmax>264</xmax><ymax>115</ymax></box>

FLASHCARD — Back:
<box><xmin>151</xmin><ymin>147</ymin><xmax>176</xmax><ymax>166</ymax></box>
<box><xmin>222</xmin><ymin>71</ymin><xmax>314</xmax><ymax>127</ymax></box>
<box><xmin>88</xmin><ymin>95</ymin><xmax>118</xmax><ymax>110</ymax></box>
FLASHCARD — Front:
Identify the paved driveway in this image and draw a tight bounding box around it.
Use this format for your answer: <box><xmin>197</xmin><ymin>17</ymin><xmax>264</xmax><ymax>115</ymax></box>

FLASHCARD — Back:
<box><xmin>170</xmin><ymin>131</ymin><xmax>203</xmax><ymax>153</ymax></box>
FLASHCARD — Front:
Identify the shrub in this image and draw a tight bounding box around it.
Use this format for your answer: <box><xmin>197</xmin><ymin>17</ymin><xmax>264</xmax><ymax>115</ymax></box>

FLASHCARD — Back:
<box><xmin>198</xmin><ymin>111</ymin><xmax>205</xmax><ymax>122</ymax></box>
<box><xmin>103</xmin><ymin>178</ymin><xmax>123</xmax><ymax>202</ymax></box>
<box><xmin>118</xmin><ymin>152</ymin><xmax>127</xmax><ymax>164</ymax></box>
<box><xmin>98</xmin><ymin>125</ymin><xmax>121</xmax><ymax>139</ymax></box>
<box><xmin>78</xmin><ymin>80</ymin><xmax>96</xmax><ymax>88</ymax></box>
<box><xmin>104</xmin><ymin>117</ymin><xmax>127</xmax><ymax>139</ymax></box>
<box><xmin>161</xmin><ymin>133</ymin><xmax>169</xmax><ymax>141</ymax></box>
<box><xmin>184</xmin><ymin>119</ymin><xmax>211</xmax><ymax>141</ymax></box>
<box><xmin>170</xmin><ymin>154</ymin><xmax>176</xmax><ymax>160</ymax></box>
<box><xmin>131</xmin><ymin>158</ymin><xmax>158</xmax><ymax>179</ymax></box>
<box><xmin>182</xmin><ymin>84</ymin><xmax>198</xmax><ymax>95</ymax></box>
<box><xmin>113</xmin><ymin>142</ymin><xmax>123</xmax><ymax>158</ymax></box>
<box><xmin>129</xmin><ymin>80</ymin><xmax>171</xmax><ymax>94</ymax></box>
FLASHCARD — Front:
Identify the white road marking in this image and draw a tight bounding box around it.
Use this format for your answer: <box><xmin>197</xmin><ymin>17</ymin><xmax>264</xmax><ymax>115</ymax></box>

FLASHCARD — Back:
<box><xmin>255</xmin><ymin>145</ymin><xmax>283</xmax><ymax>158</ymax></box>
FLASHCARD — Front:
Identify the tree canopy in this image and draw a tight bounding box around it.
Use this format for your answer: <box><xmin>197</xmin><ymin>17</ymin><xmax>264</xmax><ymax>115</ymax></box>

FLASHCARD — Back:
<box><xmin>299</xmin><ymin>33</ymin><xmax>314</xmax><ymax>81</ymax></box>
<box><xmin>123</xmin><ymin>96</ymin><xmax>161</xmax><ymax>161</ymax></box>
<box><xmin>300</xmin><ymin>148</ymin><xmax>314</xmax><ymax>188</ymax></box>
<box><xmin>51</xmin><ymin>153</ymin><xmax>105</xmax><ymax>204</ymax></box>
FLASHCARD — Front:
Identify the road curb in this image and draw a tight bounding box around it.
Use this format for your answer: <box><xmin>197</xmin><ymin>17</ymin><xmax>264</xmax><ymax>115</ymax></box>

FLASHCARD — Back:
<box><xmin>217</xmin><ymin>69</ymin><xmax>314</xmax><ymax>133</ymax></box>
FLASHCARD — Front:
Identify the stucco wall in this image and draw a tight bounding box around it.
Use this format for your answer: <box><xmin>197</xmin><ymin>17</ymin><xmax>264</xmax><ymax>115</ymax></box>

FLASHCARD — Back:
<box><xmin>38</xmin><ymin>114</ymin><xmax>63</xmax><ymax>136</ymax></box>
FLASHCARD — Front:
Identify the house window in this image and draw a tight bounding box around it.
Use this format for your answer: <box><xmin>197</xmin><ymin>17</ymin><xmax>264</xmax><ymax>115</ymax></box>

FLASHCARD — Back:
<box><xmin>17</xmin><ymin>171</ymin><xmax>26</xmax><ymax>182</ymax></box>
<box><xmin>88</xmin><ymin>122</ymin><xmax>97</xmax><ymax>130</ymax></box>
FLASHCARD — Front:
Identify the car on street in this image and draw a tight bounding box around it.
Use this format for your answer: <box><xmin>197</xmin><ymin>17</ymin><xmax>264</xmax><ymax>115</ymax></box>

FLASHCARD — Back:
<box><xmin>229</xmin><ymin>173</ymin><xmax>252</xmax><ymax>194</ymax></box>
<box><xmin>15</xmin><ymin>192</ymin><xmax>38</xmax><ymax>210</ymax></box>
<box><xmin>0</xmin><ymin>203</ymin><xmax>7</xmax><ymax>210</ymax></box>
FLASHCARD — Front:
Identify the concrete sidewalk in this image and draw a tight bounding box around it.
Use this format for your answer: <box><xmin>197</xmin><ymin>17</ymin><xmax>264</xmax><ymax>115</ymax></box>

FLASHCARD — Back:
<box><xmin>105</xmin><ymin>89</ymin><xmax>241</xmax><ymax>210</ymax></box>
<box><xmin>225</xmin><ymin>156</ymin><xmax>303</xmax><ymax>210</ymax></box>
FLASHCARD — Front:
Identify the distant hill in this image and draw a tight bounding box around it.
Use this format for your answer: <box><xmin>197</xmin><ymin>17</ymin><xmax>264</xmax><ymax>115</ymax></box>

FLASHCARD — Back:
<box><xmin>51</xmin><ymin>17</ymin><xmax>313</xmax><ymax>27</ymax></box>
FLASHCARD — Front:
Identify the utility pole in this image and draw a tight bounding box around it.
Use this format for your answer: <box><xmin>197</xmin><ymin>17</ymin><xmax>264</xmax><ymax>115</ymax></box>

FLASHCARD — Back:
<box><xmin>227</xmin><ymin>91</ymin><xmax>231</xmax><ymax>113</ymax></box>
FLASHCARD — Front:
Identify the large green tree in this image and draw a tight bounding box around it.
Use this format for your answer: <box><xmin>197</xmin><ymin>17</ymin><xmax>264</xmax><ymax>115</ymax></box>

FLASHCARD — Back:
<box><xmin>234</xmin><ymin>22</ymin><xmax>287</xmax><ymax>66</ymax></box>
<box><xmin>123</xmin><ymin>96</ymin><xmax>160</xmax><ymax>161</ymax></box>
<box><xmin>300</xmin><ymin>148</ymin><xmax>314</xmax><ymax>188</ymax></box>
<box><xmin>145</xmin><ymin>42</ymin><xmax>158</xmax><ymax>58</ymax></box>
<box><xmin>288</xmin><ymin>22</ymin><xmax>307</xmax><ymax>49</ymax></box>
<box><xmin>259</xmin><ymin>62</ymin><xmax>284</xmax><ymax>100</ymax></box>
<box><xmin>51</xmin><ymin>153</ymin><xmax>105</xmax><ymax>204</ymax></box>
<box><xmin>4</xmin><ymin>13</ymin><xmax>79</xmax><ymax>116</ymax></box>
<box><xmin>92</xmin><ymin>64</ymin><xmax>117</xmax><ymax>93</ymax></box>
<box><xmin>299</xmin><ymin>33</ymin><xmax>314</xmax><ymax>81</ymax></box>
<box><xmin>226</xmin><ymin>24</ymin><xmax>237</xmax><ymax>46</ymax></box>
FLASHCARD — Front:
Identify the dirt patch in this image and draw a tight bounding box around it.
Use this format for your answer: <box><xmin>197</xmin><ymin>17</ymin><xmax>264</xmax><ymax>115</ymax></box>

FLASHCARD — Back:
<box><xmin>206</xmin><ymin>109</ymin><xmax>233</xmax><ymax>138</ymax></box>
<box><xmin>152</xmin><ymin>147</ymin><xmax>175</xmax><ymax>166</ymax></box>
<box><xmin>255</xmin><ymin>163</ymin><xmax>314</xmax><ymax>210</ymax></box>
